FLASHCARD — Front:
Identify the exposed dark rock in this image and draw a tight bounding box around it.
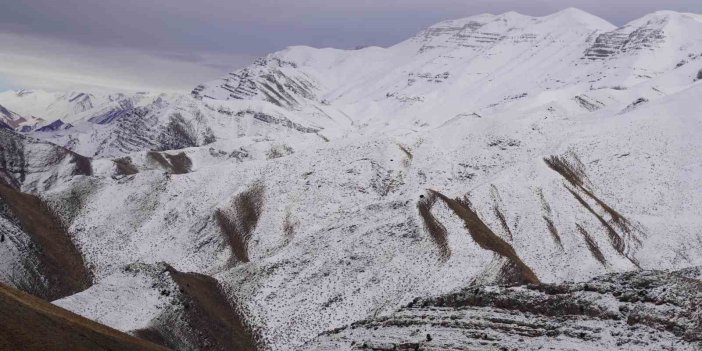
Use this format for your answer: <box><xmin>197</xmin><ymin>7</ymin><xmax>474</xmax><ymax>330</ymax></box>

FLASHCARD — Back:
<box><xmin>308</xmin><ymin>267</ymin><xmax>702</xmax><ymax>350</ymax></box>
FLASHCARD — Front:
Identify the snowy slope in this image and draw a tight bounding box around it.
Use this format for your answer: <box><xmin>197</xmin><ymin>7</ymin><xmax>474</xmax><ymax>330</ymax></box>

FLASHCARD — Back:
<box><xmin>1</xmin><ymin>8</ymin><xmax>702</xmax><ymax>351</ymax></box>
<box><xmin>191</xmin><ymin>8</ymin><xmax>702</xmax><ymax>135</ymax></box>
<box><xmin>0</xmin><ymin>90</ymin><xmax>163</xmax><ymax>124</ymax></box>
<box><xmin>0</xmin><ymin>105</ymin><xmax>27</xmax><ymax>129</ymax></box>
<box><xmin>49</xmin><ymin>81</ymin><xmax>702</xmax><ymax>350</ymax></box>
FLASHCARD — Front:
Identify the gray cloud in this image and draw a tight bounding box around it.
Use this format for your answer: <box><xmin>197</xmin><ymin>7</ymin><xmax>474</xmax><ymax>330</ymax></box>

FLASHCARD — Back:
<box><xmin>1</xmin><ymin>0</ymin><xmax>700</xmax><ymax>92</ymax></box>
<box><xmin>0</xmin><ymin>32</ymin><xmax>254</xmax><ymax>92</ymax></box>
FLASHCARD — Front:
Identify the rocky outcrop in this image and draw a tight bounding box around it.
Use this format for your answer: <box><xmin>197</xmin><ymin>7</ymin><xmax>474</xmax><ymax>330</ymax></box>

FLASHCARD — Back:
<box><xmin>307</xmin><ymin>267</ymin><xmax>702</xmax><ymax>350</ymax></box>
<box><xmin>192</xmin><ymin>57</ymin><xmax>320</xmax><ymax>110</ymax></box>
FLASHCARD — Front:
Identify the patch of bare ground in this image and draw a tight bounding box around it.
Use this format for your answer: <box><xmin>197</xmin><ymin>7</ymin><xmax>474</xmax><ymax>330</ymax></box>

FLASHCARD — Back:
<box><xmin>579</xmin><ymin>186</ymin><xmax>637</xmax><ymax>238</ymax></box>
<box><xmin>398</xmin><ymin>144</ymin><xmax>413</xmax><ymax>167</ymax></box>
<box><xmin>536</xmin><ymin>188</ymin><xmax>563</xmax><ymax>249</ymax></box>
<box><xmin>430</xmin><ymin>190</ymin><xmax>539</xmax><ymax>285</ymax></box>
<box><xmin>543</xmin><ymin>216</ymin><xmax>563</xmax><ymax>249</ymax></box>
<box><xmin>417</xmin><ymin>192</ymin><xmax>451</xmax><ymax>260</ymax></box>
<box><xmin>490</xmin><ymin>186</ymin><xmax>513</xmax><ymax>241</ymax></box>
<box><xmin>146</xmin><ymin>151</ymin><xmax>192</xmax><ymax>175</ymax></box>
<box><xmin>0</xmin><ymin>181</ymin><xmax>92</xmax><ymax>300</ymax></box>
<box><xmin>67</xmin><ymin>150</ymin><xmax>93</xmax><ymax>176</ymax></box>
<box><xmin>0</xmin><ymin>283</ymin><xmax>170</xmax><ymax>351</ymax></box>
<box><xmin>567</xmin><ymin>187</ymin><xmax>640</xmax><ymax>267</ymax></box>
<box><xmin>544</xmin><ymin>154</ymin><xmax>641</xmax><ymax>266</ymax></box>
<box><xmin>132</xmin><ymin>327</ymin><xmax>169</xmax><ymax>348</ymax></box>
<box><xmin>165</xmin><ymin>266</ymin><xmax>259</xmax><ymax>351</ymax></box>
<box><xmin>113</xmin><ymin>157</ymin><xmax>139</xmax><ymax>176</ymax></box>
<box><xmin>282</xmin><ymin>211</ymin><xmax>298</xmax><ymax>245</ymax></box>
<box><xmin>492</xmin><ymin>205</ymin><xmax>513</xmax><ymax>241</ymax></box>
<box><xmin>576</xmin><ymin>223</ymin><xmax>608</xmax><ymax>266</ymax></box>
<box><xmin>536</xmin><ymin>188</ymin><xmax>551</xmax><ymax>214</ymax></box>
<box><xmin>567</xmin><ymin>187</ymin><xmax>624</xmax><ymax>252</ymax></box>
<box><xmin>164</xmin><ymin>153</ymin><xmax>192</xmax><ymax>174</ymax></box>
<box><xmin>544</xmin><ymin>154</ymin><xmax>589</xmax><ymax>188</ymax></box>
<box><xmin>215</xmin><ymin>184</ymin><xmax>265</xmax><ymax>263</ymax></box>
<box><xmin>147</xmin><ymin>151</ymin><xmax>172</xmax><ymax>169</ymax></box>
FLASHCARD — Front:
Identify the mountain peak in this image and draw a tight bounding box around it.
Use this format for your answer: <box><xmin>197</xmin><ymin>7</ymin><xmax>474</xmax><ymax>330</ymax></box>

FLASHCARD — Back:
<box><xmin>624</xmin><ymin>10</ymin><xmax>702</xmax><ymax>27</ymax></box>
<box><xmin>542</xmin><ymin>7</ymin><xmax>615</xmax><ymax>30</ymax></box>
<box><xmin>15</xmin><ymin>89</ymin><xmax>35</xmax><ymax>97</ymax></box>
<box><xmin>421</xmin><ymin>8</ymin><xmax>613</xmax><ymax>36</ymax></box>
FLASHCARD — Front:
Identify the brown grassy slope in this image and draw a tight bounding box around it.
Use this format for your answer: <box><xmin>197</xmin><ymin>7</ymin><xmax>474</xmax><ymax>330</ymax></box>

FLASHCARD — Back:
<box><xmin>166</xmin><ymin>267</ymin><xmax>259</xmax><ymax>351</ymax></box>
<box><xmin>543</xmin><ymin>216</ymin><xmax>564</xmax><ymax>249</ymax></box>
<box><xmin>0</xmin><ymin>182</ymin><xmax>92</xmax><ymax>300</ymax></box>
<box><xmin>0</xmin><ymin>283</ymin><xmax>171</xmax><ymax>351</ymax></box>
<box><xmin>493</xmin><ymin>205</ymin><xmax>513</xmax><ymax>241</ymax></box>
<box><xmin>147</xmin><ymin>151</ymin><xmax>172</xmax><ymax>170</ymax></box>
<box><xmin>113</xmin><ymin>157</ymin><xmax>139</xmax><ymax>176</ymax></box>
<box><xmin>576</xmin><ymin>224</ymin><xmax>608</xmax><ymax>266</ymax></box>
<box><xmin>146</xmin><ymin>151</ymin><xmax>192</xmax><ymax>175</ymax></box>
<box><xmin>544</xmin><ymin>155</ymin><xmax>640</xmax><ymax>265</ymax></box>
<box><xmin>544</xmin><ymin>154</ymin><xmax>636</xmax><ymax>235</ymax></box>
<box><xmin>164</xmin><ymin>153</ymin><xmax>192</xmax><ymax>175</ymax></box>
<box><xmin>215</xmin><ymin>184</ymin><xmax>265</xmax><ymax>263</ymax></box>
<box><xmin>567</xmin><ymin>187</ymin><xmax>625</xmax><ymax>254</ymax></box>
<box><xmin>578</xmin><ymin>186</ymin><xmax>635</xmax><ymax>235</ymax></box>
<box><xmin>431</xmin><ymin>190</ymin><xmax>540</xmax><ymax>285</ymax></box>
<box><xmin>417</xmin><ymin>193</ymin><xmax>451</xmax><ymax>260</ymax></box>
<box><xmin>544</xmin><ymin>155</ymin><xmax>588</xmax><ymax>188</ymax></box>
<box><xmin>547</xmin><ymin>155</ymin><xmax>633</xmax><ymax>235</ymax></box>
<box><xmin>67</xmin><ymin>150</ymin><xmax>93</xmax><ymax>176</ymax></box>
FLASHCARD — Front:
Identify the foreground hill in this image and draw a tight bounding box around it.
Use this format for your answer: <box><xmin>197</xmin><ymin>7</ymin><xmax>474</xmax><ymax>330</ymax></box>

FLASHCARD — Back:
<box><xmin>0</xmin><ymin>282</ymin><xmax>170</xmax><ymax>351</ymax></box>
<box><xmin>307</xmin><ymin>267</ymin><xmax>702</xmax><ymax>350</ymax></box>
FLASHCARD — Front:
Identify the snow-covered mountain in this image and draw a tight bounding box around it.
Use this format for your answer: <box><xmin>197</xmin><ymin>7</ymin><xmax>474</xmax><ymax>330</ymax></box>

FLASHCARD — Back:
<box><xmin>1</xmin><ymin>8</ymin><xmax>702</xmax><ymax>351</ymax></box>
<box><xmin>0</xmin><ymin>89</ymin><xmax>172</xmax><ymax>135</ymax></box>
<box><xmin>0</xmin><ymin>105</ymin><xmax>26</xmax><ymax>129</ymax></box>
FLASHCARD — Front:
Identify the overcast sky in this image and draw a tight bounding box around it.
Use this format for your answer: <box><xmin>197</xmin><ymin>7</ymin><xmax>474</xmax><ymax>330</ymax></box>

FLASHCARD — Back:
<box><xmin>1</xmin><ymin>0</ymin><xmax>700</xmax><ymax>92</ymax></box>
